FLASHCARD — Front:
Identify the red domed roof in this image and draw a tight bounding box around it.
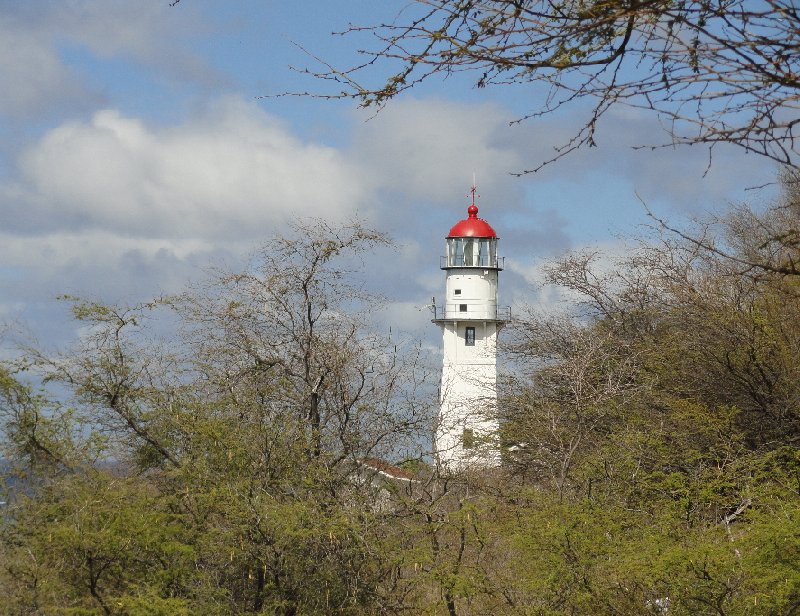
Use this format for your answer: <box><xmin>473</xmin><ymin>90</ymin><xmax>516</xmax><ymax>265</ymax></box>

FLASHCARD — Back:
<box><xmin>447</xmin><ymin>203</ymin><xmax>497</xmax><ymax>238</ymax></box>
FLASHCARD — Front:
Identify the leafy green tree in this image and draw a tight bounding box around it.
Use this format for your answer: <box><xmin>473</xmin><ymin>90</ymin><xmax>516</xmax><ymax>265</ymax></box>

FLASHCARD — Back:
<box><xmin>0</xmin><ymin>221</ymin><xmax>433</xmax><ymax>615</ymax></box>
<box><xmin>3</xmin><ymin>202</ymin><xmax>800</xmax><ymax>614</ymax></box>
<box><xmin>490</xmin><ymin>173</ymin><xmax>800</xmax><ymax>614</ymax></box>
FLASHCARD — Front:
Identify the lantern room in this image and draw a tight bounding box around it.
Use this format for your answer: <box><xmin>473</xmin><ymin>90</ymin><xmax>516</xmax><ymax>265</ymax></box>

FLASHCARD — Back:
<box><xmin>443</xmin><ymin>204</ymin><xmax>502</xmax><ymax>269</ymax></box>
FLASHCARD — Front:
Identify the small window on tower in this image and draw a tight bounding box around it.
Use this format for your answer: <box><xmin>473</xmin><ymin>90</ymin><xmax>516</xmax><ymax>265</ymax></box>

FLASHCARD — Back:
<box><xmin>459</xmin><ymin>304</ymin><xmax>468</xmax><ymax>312</ymax></box>
<box><xmin>454</xmin><ymin>289</ymin><xmax>462</xmax><ymax>295</ymax></box>
<box><xmin>465</xmin><ymin>326</ymin><xmax>475</xmax><ymax>346</ymax></box>
<box><xmin>462</xmin><ymin>428</ymin><xmax>475</xmax><ymax>449</ymax></box>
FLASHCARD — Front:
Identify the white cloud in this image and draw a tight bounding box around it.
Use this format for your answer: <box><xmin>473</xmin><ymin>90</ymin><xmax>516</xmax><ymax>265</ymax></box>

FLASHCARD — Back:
<box><xmin>0</xmin><ymin>226</ymin><xmax>238</xmax><ymax>351</ymax></box>
<box><xmin>0</xmin><ymin>22</ymin><xmax>89</xmax><ymax>118</ymax></box>
<box><xmin>5</xmin><ymin>98</ymin><xmax>369</xmax><ymax>239</ymax></box>
<box><xmin>3</xmin><ymin>92</ymin><xmax>774</xmax><ymax>353</ymax></box>
<box><xmin>0</xmin><ymin>2</ymin><xmax>217</xmax><ymax>119</ymax></box>
<box><xmin>353</xmin><ymin>98</ymin><xmax>524</xmax><ymax>202</ymax></box>
<box><xmin>45</xmin><ymin>2</ymin><xmax>189</xmax><ymax>60</ymax></box>
<box><xmin>0</xmin><ymin>230</ymin><xmax>213</xmax><ymax>270</ymax></box>
<box><xmin>380</xmin><ymin>300</ymin><xmax>438</xmax><ymax>335</ymax></box>
<box><xmin>41</xmin><ymin>1</ymin><xmax>217</xmax><ymax>85</ymax></box>
<box><xmin>0</xmin><ymin>228</ymin><xmax>224</xmax><ymax>317</ymax></box>
<box><xmin>0</xmin><ymin>95</ymin><xmax>558</xmax><ymax>351</ymax></box>
<box><xmin>516</xmin><ymin>105</ymin><xmax>776</xmax><ymax>211</ymax></box>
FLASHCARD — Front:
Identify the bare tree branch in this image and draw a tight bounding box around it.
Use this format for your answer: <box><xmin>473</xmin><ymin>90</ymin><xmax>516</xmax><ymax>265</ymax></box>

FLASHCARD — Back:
<box><xmin>289</xmin><ymin>0</ymin><xmax>800</xmax><ymax>169</ymax></box>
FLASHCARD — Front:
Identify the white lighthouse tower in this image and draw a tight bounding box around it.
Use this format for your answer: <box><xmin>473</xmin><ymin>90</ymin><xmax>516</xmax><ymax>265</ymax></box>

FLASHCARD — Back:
<box><xmin>433</xmin><ymin>189</ymin><xmax>508</xmax><ymax>471</ymax></box>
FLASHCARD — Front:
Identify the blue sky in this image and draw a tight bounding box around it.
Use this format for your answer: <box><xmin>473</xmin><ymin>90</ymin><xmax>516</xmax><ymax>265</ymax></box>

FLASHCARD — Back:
<box><xmin>0</xmin><ymin>1</ymin><xmax>780</xmax><ymax>352</ymax></box>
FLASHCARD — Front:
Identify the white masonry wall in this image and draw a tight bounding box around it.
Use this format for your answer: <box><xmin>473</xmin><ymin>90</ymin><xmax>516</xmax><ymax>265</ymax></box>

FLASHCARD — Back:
<box><xmin>443</xmin><ymin>270</ymin><xmax>498</xmax><ymax>319</ymax></box>
<box><xmin>436</xmin><ymin>318</ymin><xmax>501</xmax><ymax>470</ymax></box>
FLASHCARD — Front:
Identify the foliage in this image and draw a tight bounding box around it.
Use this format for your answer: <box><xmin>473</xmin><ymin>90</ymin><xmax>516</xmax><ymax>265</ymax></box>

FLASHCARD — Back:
<box><xmin>2</xmin><ymin>200</ymin><xmax>800</xmax><ymax>614</ymax></box>
<box><xmin>0</xmin><ymin>221</ymin><xmax>432</xmax><ymax>615</ymax></box>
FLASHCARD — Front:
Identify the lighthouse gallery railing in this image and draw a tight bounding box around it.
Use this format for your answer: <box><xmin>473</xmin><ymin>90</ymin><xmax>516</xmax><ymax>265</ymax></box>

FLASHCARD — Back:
<box><xmin>440</xmin><ymin>255</ymin><xmax>505</xmax><ymax>269</ymax></box>
<box><xmin>433</xmin><ymin>305</ymin><xmax>511</xmax><ymax>321</ymax></box>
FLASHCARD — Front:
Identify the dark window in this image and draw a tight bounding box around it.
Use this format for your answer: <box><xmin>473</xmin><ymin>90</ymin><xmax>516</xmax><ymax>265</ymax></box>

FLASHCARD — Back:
<box><xmin>465</xmin><ymin>326</ymin><xmax>475</xmax><ymax>346</ymax></box>
<box><xmin>462</xmin><ymin>428</ymin><xmax>475</xmax><ymax>449</ymax></box>
<box><xmin>454</xmin><ymin>289</ymin><xmax>461</xmax><ymax>295</ymax></box>
<box><xmin>459</xmin><ymin>304</ymin><xmax>468</xmax><ymax>312</ymax></box>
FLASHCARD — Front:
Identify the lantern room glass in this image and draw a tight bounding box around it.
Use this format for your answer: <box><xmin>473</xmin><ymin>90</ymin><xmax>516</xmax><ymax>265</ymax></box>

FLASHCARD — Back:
<box><xmin>446</xmin><ymin>237</ymin><xmax>497</xmax><ymax>267</ymax></box>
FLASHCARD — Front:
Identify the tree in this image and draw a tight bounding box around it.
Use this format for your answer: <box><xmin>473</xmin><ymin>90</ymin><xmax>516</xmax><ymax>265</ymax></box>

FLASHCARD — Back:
<box><xmin>502</xmin><ymin>316</ymin><xmax>645</xmax><ymax>499</ymax></box>
<box><xmin>0</xmin><ymin>220</ymin><xmax>435</xmax><ymax>615</ymax></box>
<box><xmin>173</xmin><ymin>219</ymin><xmax>429</xmax><ymax>466</ymax></box>
<box><xmin>298</xmin><ymin>0</ymin><xmax>800</xmax><ymax>169</ymax></box>
<box><xmin>648</xmin><ymin>167</ymin><xmax>800</xmax><ymax>280</ymax></box>
<box><xmin>492</xmin><ymin>182</ymin><xmax>800</xmax><ymax>613</ymax></box>
<box><xmin>5</xmin><ymin>210</ymin><xmax>800</xmax><ymax>613</ymax></box>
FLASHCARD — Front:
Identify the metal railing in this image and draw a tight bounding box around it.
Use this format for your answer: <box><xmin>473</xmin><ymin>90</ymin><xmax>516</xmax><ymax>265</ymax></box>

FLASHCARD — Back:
<box><xmin>440</xmin><ymin>255</ymin><xmax>505</xmax><ymax>269</ymax></box>
<box><xmin>432</xmin><ymin>305</ymin><xmax>511</xmax><ymax>321</ymax></box>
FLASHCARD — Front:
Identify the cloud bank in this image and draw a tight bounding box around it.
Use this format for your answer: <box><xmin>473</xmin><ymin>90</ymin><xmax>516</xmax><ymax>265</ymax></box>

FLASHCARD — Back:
<box><xmin>0</xmin><ymin>93</ymin><xmax>777</xmax><ymax>348</ymax></box>
<box><xmin>7</xmin><ymin>99</ymin><xmax>367</xmax><ymax>239</ymax></box>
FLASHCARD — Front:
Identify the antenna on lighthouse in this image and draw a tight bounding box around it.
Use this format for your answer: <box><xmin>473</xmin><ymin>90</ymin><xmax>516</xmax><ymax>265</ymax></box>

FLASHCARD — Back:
<box><xmin>469</xmin><ymin>172</ymin><xmax>480</xmax><ymax>204</ymax></box>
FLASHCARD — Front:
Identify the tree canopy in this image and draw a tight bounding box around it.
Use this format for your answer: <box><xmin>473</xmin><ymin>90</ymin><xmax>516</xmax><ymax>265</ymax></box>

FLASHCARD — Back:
<box><xmin>300</xmin><ymin>0</ymin><xmax>800</xmax><ymax>169</ymax></box>
<box><xmin>2</xmin><ymin>195</ymin><xmax>800</xmax><ymax>613</ymax></box>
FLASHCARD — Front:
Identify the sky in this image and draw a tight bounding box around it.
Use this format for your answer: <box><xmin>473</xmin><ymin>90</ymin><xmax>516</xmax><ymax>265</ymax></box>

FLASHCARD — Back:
<box><xmin>0</xmin><ymin>0</ymin><xmax>781</xmax><ymax>355</ymax></box>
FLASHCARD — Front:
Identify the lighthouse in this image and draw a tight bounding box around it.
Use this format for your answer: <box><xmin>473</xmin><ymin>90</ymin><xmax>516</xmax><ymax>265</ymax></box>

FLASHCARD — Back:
<box><xmin>433</xmin><ymin>189</ymin><xmax>508</xmax><ymax>470</ymax></box>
